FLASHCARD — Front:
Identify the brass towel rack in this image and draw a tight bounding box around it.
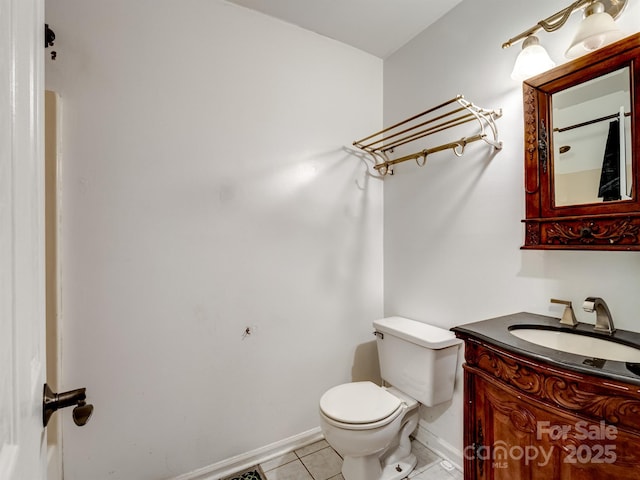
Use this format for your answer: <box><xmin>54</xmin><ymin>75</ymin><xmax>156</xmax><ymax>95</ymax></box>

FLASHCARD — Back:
<box><xmin>353</xmin><ymin>95</ymin><xmax>503</xmax><ymax>176</ymax></box>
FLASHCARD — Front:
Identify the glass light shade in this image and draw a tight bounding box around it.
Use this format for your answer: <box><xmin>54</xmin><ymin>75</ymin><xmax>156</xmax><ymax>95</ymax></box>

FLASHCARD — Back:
<box><xmin>511</xmin><ymin>37</ymin><xmax>556</xmax><ymax>81</ymax></box>
<box><xmin>565</xmin><ymin>8</ymin><xmax>625</xmax><ymax>58</ymax></box>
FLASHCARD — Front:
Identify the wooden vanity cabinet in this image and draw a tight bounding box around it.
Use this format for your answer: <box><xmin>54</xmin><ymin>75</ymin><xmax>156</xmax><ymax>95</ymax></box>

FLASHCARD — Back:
<box><xmin>460</xmin><ymin>337</ymin><xmax>640</xmax><ymax>480</ymax></box>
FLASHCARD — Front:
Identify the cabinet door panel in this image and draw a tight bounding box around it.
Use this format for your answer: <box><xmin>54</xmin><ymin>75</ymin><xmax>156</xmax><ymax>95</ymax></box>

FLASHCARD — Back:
<box><xmin>467</xmin><ymin>370</ymin><xmax>640</xmax><ymax>480</ymax></box>
<box><xmin>472</xmin><ymin>374</ymin><xmax>561</xmax><ymax>479</ymax></box>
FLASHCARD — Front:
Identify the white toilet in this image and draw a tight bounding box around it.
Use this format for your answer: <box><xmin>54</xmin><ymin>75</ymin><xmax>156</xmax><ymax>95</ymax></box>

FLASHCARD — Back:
<box><xmin>319</xmin><ymin>316</ymin><xmax>461</xmax><ymax>480</ymax></box>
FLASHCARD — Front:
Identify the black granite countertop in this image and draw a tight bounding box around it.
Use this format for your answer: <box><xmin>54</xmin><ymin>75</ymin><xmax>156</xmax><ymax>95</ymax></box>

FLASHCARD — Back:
<box><xmin>451</xmin><ymin>312</ymin><xmax>640</xmax><ymax>387</ymax></box>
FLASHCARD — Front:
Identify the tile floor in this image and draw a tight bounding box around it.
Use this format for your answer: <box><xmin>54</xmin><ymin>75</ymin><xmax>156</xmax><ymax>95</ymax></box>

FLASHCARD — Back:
<box><xmin>259</xmin><ymin>438</ymin><xmax>463</xmax><ymax>480</ymax></box>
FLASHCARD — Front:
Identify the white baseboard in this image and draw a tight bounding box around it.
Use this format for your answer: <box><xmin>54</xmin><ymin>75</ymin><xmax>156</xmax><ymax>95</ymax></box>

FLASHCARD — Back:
<box><xmin>168</xmin><ymin>427</ymin><xmax>323</xmax><ymax>480</ymax></box>
<box><xmin>167</xmin><ymin>420</ymin><xmax>460</xmax><ymax>479</ymax></box>
<box><xmin>413</xmin><ymin>420</ymin><xmax>463</xmax><ymax>472</ymax></box>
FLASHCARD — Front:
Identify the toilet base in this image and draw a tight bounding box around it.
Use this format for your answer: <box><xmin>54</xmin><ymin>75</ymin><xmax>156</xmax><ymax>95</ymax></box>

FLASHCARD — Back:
<box><xmin>380</xmin><ymin>453</ymin><xmax>417</xmax><ymax>480</ymax></box>
<box><xmin>341</xmin><ymin>452</ymin><xmax>417</xmax><ymax>480</ymax></box>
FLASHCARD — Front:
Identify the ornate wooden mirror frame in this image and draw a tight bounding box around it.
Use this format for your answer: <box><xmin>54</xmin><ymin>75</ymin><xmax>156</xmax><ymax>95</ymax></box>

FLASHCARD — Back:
<box><xmin>522</xmin><ymin>32</ymin><xmax>640</xmax><ymax>250</ymax></box>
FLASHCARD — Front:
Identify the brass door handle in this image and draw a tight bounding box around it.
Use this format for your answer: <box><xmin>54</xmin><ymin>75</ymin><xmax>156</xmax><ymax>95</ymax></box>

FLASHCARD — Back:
<box><xmin>43</xmin><ymin>383</ymin><xmax>94</xmax><ymax>427</ymax></box>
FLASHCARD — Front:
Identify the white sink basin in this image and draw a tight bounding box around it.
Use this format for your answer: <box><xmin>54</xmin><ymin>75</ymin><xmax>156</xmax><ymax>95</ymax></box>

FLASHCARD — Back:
<box><xmin>509</xmin><ymin>328</ymin><xmax>640</xmax><ymax>363</ymax></box>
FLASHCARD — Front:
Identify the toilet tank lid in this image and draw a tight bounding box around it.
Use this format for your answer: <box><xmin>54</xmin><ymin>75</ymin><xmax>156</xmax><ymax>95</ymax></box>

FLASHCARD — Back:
<box><xmin>373</xmin><ymin>316</ymin><xmax>462</xmax><ymax>349</ymax></box>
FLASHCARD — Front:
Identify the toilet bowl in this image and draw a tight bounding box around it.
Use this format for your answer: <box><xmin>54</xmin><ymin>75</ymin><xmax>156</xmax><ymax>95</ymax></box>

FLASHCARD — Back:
<box><xmin>319</xmin><ymin>382</ymin><xmax>419</xmax><ymax>480</ymax></box>
<box><xmin>319</xmin><ymin>317</ymin><xmax>461</xmax><ymax>480</ymax></box>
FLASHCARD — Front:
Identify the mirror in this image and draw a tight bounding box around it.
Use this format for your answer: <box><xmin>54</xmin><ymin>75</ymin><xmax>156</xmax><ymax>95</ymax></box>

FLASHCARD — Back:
<box><xmin>522</xmin><ymin>33</ymin><xmax>640</xmax><ymax>250</ymax></box>
<box><xmin>553</xmin><ymin>67</ymin><xmax>632</xmax><ymax>206</ymax></box>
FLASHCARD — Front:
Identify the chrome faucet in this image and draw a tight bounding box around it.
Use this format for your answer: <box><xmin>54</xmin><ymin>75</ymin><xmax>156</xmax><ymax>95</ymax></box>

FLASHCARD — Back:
<box><xmin>583</xmin><ymin>297</ymin><xmax>615</xmax><ymax>335</ymax></box>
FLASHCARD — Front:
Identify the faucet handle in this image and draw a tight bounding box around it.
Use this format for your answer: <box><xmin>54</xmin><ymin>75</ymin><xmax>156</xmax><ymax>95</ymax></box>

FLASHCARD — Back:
<box><xmin>550</xmin><ymin>298</ymin><xmax>578</xmax><ymax>327</ymax></box>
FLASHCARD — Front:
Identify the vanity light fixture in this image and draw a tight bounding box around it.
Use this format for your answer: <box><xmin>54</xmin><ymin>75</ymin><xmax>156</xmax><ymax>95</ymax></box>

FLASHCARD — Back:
<box><xmin>510</xmin><ymin>36</ymin><xmax>556</xmax><ymax>81</ymax></box>
<box><xmin>502</xmin><ymin>0</ymin><xmax>627</xmax><ymax>79</ymax></box>
<box><xmin>565</xmin><ymin>1</ymin><xmax>625</xmax><ymax>58</ymax></box>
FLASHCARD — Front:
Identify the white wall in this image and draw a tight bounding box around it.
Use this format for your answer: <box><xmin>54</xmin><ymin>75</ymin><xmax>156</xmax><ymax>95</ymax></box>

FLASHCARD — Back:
<box><xmin>45</xmin><ymin>1</ymin><xmax>383</xmax><ymax>478</ymax></box>
<box><xmin>383</xmin><ymin>0</ymin><xmax>640</xmax><ymax>463</ymax></box>
<box><xmin>45</xmin><ymin>0</ymin><xmax>640</xmax><ymax>476</ymax></box>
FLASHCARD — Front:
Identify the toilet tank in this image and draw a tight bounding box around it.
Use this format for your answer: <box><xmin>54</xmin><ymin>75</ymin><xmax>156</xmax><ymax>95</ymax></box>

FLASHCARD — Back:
<box><xmin>373</xmin><ymin>316</ymin><xmax>462</xmax><ymax>407</ymax></box>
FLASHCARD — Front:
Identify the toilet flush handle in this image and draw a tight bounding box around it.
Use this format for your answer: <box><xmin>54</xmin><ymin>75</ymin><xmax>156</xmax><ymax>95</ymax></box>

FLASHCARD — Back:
<box><xmin>373</xmin><ymin>331</ymin><xmax>384</xmax><ymax>339</ymax></box>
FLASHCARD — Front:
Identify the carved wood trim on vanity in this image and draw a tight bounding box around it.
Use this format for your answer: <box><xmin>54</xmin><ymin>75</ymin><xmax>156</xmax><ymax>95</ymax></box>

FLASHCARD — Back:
<box><xmin>523</xmin><ymin>83</ymin><xmax>537</xmax><ymax>173</ymax></box>
<box><xmin>464</xmin><ymin>339</ymin><xmax>640</xmax><ymax>435</ymax></box>
<box><xmin>484</xmin><ymin>387</ymin><xmax>537</xmax><ymax>434</ymax></box>
<box><xmin>523</xmin><ymin>215</ymin><xmax>640</xmax><ymax>249</ymax></box>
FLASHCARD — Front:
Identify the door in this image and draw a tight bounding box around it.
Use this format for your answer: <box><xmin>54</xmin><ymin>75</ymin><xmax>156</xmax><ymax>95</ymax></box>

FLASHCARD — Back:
<box><xmin>0</xmin><ymin>0</ymin><xmax>47</xmax><ymax>478</ymax></box>
<box><xmin>45</xmin><ymin>89</ymin><xmax>63</xmax><ymax>480</ymax></box>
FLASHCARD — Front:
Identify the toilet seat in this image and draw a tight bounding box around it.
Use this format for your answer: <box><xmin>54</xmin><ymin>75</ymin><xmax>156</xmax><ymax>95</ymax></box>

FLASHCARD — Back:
<box><xmin>319</xmin><ymin>382</ymin><xmax>405</xmax><ymax>430</ymax></box>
